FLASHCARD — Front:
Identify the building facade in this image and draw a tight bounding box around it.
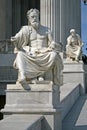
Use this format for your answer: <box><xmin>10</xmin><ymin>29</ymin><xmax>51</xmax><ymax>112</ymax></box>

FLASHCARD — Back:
<box><xmin>0</xmin><ymin>0</ymin><xmax>81</xmax><ymax>48</ymax></box>
<box><xmin>0</xmin><ymin>0</ymin><xmax>81</xmax><ymax>119</ymax></box>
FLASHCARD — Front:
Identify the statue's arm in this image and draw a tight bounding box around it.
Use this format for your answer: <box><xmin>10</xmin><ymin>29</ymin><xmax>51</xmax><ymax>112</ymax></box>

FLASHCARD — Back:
<box><xmin>47</xmin><ymin>30</ymin><xmax>62</xmax><ymax>52</ymax></box>
<box><xmin>66</xmin><ymin>36</ymin><xmax>71</xmax><ymax>46</ymax></box>
<box><xmin>47</xmin><ymin>30</ymin><xmax>56</xmax><ymax>50</ymax></box>
<box><xmin>11</xmin><ymin>27</ymin><xmax>23</xmax><ymax>44</ymax></box>
<box><xmin>11</xmin><ymin>26</ymin><xmax>29</xmax><ymax>52</ymax></box>
<box><xmin>11</xmin><ymin>28</ymin><xmax>24</xmax><ymax>52</ymax></box>
<box><xmin>77</xmin><ymin>34</ymin><xmax>83</xmax><ymax>46</ymax></box>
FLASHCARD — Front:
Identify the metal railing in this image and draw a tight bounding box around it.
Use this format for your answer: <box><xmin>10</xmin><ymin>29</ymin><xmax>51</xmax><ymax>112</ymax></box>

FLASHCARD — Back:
<box><xmin>0</xmin><ymin>39</ymin><xmax>14</xmax><ymax>53</ymax></box>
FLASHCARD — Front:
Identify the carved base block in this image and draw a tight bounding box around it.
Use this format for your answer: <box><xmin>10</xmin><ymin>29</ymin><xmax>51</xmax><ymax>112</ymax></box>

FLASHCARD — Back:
<box><xmin>1</xmin><ymin>81</ymin><xmax>62</xmax><ymax>130</ymax></box>
<box><xmin>63</xmin><ymin>61</ymin><xmax>85</xmax><ymax>94</ymax></box>
<box><xmin>1</xmin><ymin>81</ymin><xmax>60</xmax><ymax>117</ymax></box>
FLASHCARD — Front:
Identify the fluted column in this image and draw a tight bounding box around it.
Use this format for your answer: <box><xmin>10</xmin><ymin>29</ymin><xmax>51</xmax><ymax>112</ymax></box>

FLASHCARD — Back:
<box><xmin>12</xmin><ymin>0</ymin><xmax>21</xmax><ymax>35</ymax></box>
<box><xmin>75</xmin><ymin>0</ymin><xmax>81</xmax><ymax>35</ymax></box>
<box><xmin>6</xmin><ymin>0</ymin><xmax>12</xmax><ymax>38</ymax></box>
<box><xmin>21</xmin><ymin>0</ymin><xmax>29</xmax><ymax>25</ymax></box>
<box><xmin>60</xmin><ymin>0</ymin><xmax>81</xmax><ymax>51</ymax></box>
<box><xmin>40</xmin><ymin>0</ymin><xmax>60</xmax><ymax>43</ymax></box>
<box><xmin>0</xmin><ymin>0</ymin><xmax>7</xmax><ymax>39</ymax></box>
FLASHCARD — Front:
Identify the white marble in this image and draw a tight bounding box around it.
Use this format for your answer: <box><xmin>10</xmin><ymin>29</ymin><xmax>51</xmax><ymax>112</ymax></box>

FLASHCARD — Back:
<box><xmin>60</xmin><ymin>83</ymin><xmax>80</xmax><ymax>120</ymax></box>
<box><xmin>11</xmin><ymin>9</ymin><xmax>63</xmax><ymax>88</ymax></box>
<box><xmin>66</xmin><ymin>29</ymin><xmax>83</xmax><ymax>62</ymax></box>
<box><xmin>63</xmin><ymin>61</ymin><xmax>85</xmax><ymax>94</ymax></box>
<box><xmin>2</xmin><ymin>81</ymin><xmax>62</xmax><ymax>130</ymax></box>
<box><xmin>0</xmin><ymin>114</ymin><xmax>43</xmax><ymax>130</ymax></box>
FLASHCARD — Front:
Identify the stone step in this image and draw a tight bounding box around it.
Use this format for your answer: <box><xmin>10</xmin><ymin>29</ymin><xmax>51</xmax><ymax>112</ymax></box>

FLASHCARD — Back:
<box><xmin>62</xmin><ymin>95</ymin><xmax>87</xmax><ymax>130</ymax></box>
<box><xmin>60</xmin><ymin>83</ymin><xmax>80</xmax><ymax>120</ymax></box>
<box><xmin>0</xmin><ymin>114</ymin><xmax>44</xmax><ymax>130</ymax></box>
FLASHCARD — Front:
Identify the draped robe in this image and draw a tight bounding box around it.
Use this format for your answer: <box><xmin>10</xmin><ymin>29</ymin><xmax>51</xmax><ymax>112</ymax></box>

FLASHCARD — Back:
<box><xmin>12</xmin><ymin>25</ymin><xmax>63</xmax><ymax>86</ymax></box>
<box><xmin>66</xmin><ymin>34</ymin><xmax>82</xmax><ymax>60</ymax></box>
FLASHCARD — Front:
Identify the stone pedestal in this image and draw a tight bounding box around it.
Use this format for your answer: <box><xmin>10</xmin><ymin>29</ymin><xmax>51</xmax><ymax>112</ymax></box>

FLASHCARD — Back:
<box><xmin>1</xmin><ymin>81</ymin><xmax>62</xmax><ymax>130</ymax></box>
<box><xmin>63</xmin><ymin>61</ymin><xmax>85</xmax><ymax>94</ymax></box>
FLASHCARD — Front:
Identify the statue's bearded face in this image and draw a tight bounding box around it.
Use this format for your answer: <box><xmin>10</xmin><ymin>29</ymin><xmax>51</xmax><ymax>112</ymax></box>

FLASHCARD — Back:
<box><xmin>71</xmin><ymin>32</ymin><xmax>76</xmax><ymax>37</ymax></box>
<box><xmin>29</xmin><ymin>11</ymin><xmax>39</xmax><ymax>29</ymax></box>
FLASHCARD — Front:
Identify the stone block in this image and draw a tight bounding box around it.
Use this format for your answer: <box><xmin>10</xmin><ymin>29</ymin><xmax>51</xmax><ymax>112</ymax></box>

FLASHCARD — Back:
<box><xmin>60</xmin><ymin>83</ymin><xmax>80</xmax><ymax>120</ymax></box>
<box><xmin>0</xmin><ymin>114</ymin><xmax>43</xmax><ymax>130</ymax></box>
<box><xmin>63</xmin><ymin>61</ymin><xmax>85</xmax><ymax>94</ymax></box>
<box><xmin>1</xmin><ymin>81</ymin><xmax>60</xmax><ymax>116</ymax></box>
<box><xmin>1</xmin><ymin>81</ymin><xmax>62</xmax><ymax>130</ymax></box>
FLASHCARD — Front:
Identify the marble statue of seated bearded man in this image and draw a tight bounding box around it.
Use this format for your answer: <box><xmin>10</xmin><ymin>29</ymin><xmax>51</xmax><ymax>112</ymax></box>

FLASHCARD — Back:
<box><xmin>66</xmin><ymin>29</ymin><xmax>83</xmax><ymax>62</ymax></box>
<box><xmin>11</xmin><ymin>9</ymin><xmax>63</xmax><ymax>88</ymax></box>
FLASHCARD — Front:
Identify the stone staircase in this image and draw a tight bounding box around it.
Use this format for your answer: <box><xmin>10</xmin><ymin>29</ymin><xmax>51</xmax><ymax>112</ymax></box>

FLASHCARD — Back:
<box><xmin>60</xmin><ymin>83</ymin><xmax>81</xmax><ymax>120</ymax></box>
<box><xmin>0</xmin><ymin>82</ymin><xmax>81</xmax><ymax>130</ymax></box>
<box><xmin>62</xmin><ymin>95</ymin><xmax>87</xmax><ymax>130</ymax></box>
<box><xmin>0</xmin><ymin>114</ymin><xmax>44</xmax><ymax>130</ymax></box>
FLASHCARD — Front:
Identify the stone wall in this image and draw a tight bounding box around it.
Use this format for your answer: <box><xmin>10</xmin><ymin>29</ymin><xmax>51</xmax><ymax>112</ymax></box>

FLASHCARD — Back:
<box><xmin>0</xmin><ymin>54</ymin><xmax>17</xmax><ymax>96</ymax></box>
<box><xmin>0</xmin><ymin>54</ymin><xmax>17</xmax><ymax>82</ymax></box>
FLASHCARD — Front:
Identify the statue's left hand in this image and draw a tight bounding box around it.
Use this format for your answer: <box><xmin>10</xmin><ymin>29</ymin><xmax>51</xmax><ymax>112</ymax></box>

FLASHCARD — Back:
<box><xmin>49</xmin><ymin>42</ymin><xmax>55</xmax><ymax>49</ymax></box>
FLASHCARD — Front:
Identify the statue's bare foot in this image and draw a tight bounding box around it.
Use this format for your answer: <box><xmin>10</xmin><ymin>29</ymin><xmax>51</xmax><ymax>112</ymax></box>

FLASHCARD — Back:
<box><xmin>75</xmin><ymin>58</ymin><xmax>79</xmax><ymax>62</ymax></box>
<box><xmin>38</xmin><ymin>76</ymin><xmax>44</xmax><ymax>81</ymax></box>
<box><xmin>19</xmin><ymin>79</ymin><xmax>31</xmax><ymax>90</ymax></box>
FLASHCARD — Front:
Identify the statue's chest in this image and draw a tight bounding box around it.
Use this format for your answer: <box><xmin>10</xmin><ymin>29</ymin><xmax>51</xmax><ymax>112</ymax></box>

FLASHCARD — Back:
<box><xmin>30</xmin><ymin>30</ymin><xmax>47</xmax><ymax>41</ymax></box>
<box><xmin>71</xmin><ymin>37</ymin><xmax>78</xmax><ymax>43</ymax></box>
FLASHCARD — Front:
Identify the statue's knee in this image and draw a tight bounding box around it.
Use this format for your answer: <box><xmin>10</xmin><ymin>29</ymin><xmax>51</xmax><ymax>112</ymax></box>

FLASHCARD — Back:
<box><xmin>50</xmin><ymin>51</ymin><xmax>57</xmax><ymax>60</ymax></box>
<box><xmin>17</xmin><ymin>51</ymin><xmax>24</xmax><ymax>59</ymax></box>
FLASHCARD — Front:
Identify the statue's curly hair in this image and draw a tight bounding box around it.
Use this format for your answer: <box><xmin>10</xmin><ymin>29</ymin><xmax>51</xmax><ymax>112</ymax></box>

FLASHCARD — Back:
<box><xmin>27</xmin><ymin>9</ymin><xmax>39</xmax><ymax>19</ymax></box>
<box><xmin>70</xmin><ymin>29</ymin><xmax>75</xmax><ymax>33</ymax></box>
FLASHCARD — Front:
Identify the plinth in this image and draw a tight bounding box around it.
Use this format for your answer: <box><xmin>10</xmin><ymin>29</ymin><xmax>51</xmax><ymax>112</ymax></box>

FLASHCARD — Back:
<box><xmin>63</xmin><ymin>60</ymin><xmax>85</xmax><ymax>94</ymax></box>
<box><xmin>1</xmin><ymin>81</ymin><xmax>62</xmax><ymax>130</ymax></box>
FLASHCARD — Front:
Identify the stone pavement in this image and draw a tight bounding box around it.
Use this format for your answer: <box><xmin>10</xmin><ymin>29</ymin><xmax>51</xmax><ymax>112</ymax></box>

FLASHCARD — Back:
<box><xmin>62</xmin><ymin>95</ymin><xmax>87</xmax><ymax>130</ymax></box>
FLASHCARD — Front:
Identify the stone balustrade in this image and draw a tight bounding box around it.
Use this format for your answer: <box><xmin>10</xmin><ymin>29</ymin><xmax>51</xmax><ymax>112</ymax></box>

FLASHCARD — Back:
<box><xmin>0</xmin><ymin>40</ymin><xmax>14</xmax><ymax>54</ymax></box>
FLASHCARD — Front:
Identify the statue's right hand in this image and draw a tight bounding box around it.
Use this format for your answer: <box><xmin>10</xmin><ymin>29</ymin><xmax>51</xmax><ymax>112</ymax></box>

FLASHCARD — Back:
<box><xmin>11</xmin><ymin>37</ymin><xmax>16</xmax><ymax>43</ymax></box>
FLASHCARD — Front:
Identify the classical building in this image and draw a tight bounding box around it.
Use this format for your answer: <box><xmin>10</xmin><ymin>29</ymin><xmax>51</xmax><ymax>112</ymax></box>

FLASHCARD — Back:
<box><xmin>0</xmin><ymin>0</ymin><xmax>81</xmax><ymax>120</ymax></box>
<box><xmin>0</xmin><ymin>0</ymin><xmax>81</xmax><ymax>48</ymax></box>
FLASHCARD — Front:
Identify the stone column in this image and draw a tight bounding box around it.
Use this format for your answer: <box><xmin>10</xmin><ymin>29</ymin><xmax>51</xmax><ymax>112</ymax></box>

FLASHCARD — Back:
<box><xmin>12</xmin><ymin>0</ymin><xmax>21</xmax><ymax>35</ymax></box>
<box><xmin>5</xmin><ymin>0</ymin><xmax>12</xmax><ymax>38</ymax></box>
<box><xmin>40</xmin><ymin>0</ymin><xmax>60</xmax><ymax>43</ymax></box>
<box><xmin>21</xmin><ymin>0</ymin><xmax>29</xmax><ymax>25</ymax></box>
<box><xmin>0</xmin><ymin>0</ymin><xmax>11</xmax><ymax>39</ymax></box>
<box><xmin>40</xmin><ymin>2</ymin><xmax>62</xmax><ymax>129</ymax></box>
<box><xmin>60</xmin><ymin>0</ymin><xmax>81</xmax><ymax>51</ymax></box>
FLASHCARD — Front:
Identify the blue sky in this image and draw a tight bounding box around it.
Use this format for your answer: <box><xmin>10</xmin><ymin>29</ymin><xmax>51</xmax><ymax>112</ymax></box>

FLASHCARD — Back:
<box><xmin>81</xmin><ymin>1</ymin><xmax>87</xmax><ymax>55</ymax></box>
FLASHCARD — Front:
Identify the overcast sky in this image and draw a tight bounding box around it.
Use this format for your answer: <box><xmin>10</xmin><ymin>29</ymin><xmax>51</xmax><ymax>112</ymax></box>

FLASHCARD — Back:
<box><xmin>81</xmin><ymin>1</ymin><xmax>87</xmax><ymax>55</ymax></box>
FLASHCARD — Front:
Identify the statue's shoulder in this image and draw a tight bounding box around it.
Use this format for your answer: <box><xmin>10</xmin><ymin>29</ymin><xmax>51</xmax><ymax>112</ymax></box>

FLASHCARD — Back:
<box><xmin>76</xmin><ymin>34</ymin><xmax>80</xmax><ymax>38</ymax></box>
<box><xmin>40</xmin><ymin>25</ymin><xmax>51</xmax><ymax>33</ymax></box>
<box><xmin>67</xmin><ymin>35</ymin><xmax>72</xmax><ymax>41</ymax></box>
<box><xmin>21</xmin><ymin>25</ymin><xmax>28</xmax><ymax>29</ymax></box>
<box><xmin>20</xmin><ymin>25</ymin><xmax>32</xmax><ymax>34</ymax></box>
<box><xmin>21</xmin><ymin>25</ymin><xmax>31</xmax><ymax>30</ymax></box>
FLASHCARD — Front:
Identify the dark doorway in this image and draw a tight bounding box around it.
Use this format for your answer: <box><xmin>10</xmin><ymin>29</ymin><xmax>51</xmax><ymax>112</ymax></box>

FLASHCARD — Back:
<box><xmin>0</xmin><ymin>95</ymin><xmax>6</xmax><ymax>120</ymax></box>
<box><xmin>12</xmin><ymin>0</ymin><xmax>40</xmax><ymax>35</ymax></box>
